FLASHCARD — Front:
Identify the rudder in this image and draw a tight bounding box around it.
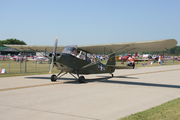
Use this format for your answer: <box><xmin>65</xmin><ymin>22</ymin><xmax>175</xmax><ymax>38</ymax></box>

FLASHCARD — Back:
<box><xmin>106</xmin><ymin>53</ymin><xmax>116</xmax><ymax>65</ymax></box>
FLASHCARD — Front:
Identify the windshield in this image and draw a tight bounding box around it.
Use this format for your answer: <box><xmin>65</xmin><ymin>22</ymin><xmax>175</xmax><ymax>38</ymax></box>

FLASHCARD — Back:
<box><xmin>62</xmin><ymin>46</ymin><xmax>77</xmax><ymax>55</ymax></box>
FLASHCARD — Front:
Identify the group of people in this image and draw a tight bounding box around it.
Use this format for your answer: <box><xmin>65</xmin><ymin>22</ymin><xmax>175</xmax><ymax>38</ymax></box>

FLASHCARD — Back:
<box><xmin>127</xmin><ymin>54</ymin><xmax>163</xmax><ymax>67</ymax></box>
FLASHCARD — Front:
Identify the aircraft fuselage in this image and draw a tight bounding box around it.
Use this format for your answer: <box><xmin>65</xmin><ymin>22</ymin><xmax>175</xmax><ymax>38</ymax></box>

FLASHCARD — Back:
<box><xmin>49</xmin><ymin>53</ymin><xmax>115</xmax><ymax>74</ymax></box>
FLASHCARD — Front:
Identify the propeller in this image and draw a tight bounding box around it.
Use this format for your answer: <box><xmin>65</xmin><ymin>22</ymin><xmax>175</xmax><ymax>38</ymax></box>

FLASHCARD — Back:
<box><xmin>49</xmin><ymin>37</ymin><xmax>58</xmax><ymax>74</ymax></box>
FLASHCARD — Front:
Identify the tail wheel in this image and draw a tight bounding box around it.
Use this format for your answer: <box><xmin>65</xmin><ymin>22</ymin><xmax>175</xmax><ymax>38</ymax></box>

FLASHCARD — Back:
<box><xmin>111</xmin><ymin>74</ymin><xmax>114</xmax><ymax>77</ymax></box>
<box><xmin>51</xmin><ymin>74</ymin><xmax>57</xmax><ymax>82</ymax></box>
<box><xmin>79</xmin><ymin>76</ymin><xmax>85</xmax><ymax>83</ymax></box>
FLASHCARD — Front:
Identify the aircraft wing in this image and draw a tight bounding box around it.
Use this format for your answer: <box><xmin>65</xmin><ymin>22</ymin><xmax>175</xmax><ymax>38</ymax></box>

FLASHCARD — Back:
<box><xmin>78</xmin><ymin>39</ymin><xmax>177</xmax><ymax>53</ymax></box>
<box><xmin>4</xmin><ymin>39</ymin><xmax>177</xmax><ymax>53</ymax></box>
<box><xmin>3</xmin><ymin>45</ymin><xmax>65</xmax><ymax>53</ymax></box>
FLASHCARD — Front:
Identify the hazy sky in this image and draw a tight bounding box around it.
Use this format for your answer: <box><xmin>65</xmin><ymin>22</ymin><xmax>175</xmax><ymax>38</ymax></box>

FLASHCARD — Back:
<box><xmin>1</xmin><ymin>0</ymin><xmax>180</xmax><ymax>46</ymax></box>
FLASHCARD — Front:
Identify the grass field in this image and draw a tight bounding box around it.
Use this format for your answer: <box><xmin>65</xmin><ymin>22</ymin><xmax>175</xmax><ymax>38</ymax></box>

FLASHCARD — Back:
<box><xmin>120</xmin><ymin>98</ymin><xmax>180</xmax><ymax>120</ymax></box>
<box><xmin>0</xmin><ymin>59</ymin><xmax>179</xmax><ymax>78</ymax></box>
<box><xmin>0</xmin><ymin>60</ymin><xmax>59</xmax><ymax>77</ymax></box>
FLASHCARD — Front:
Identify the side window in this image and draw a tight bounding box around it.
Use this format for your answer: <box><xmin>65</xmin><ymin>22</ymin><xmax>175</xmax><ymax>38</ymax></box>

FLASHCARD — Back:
<box><xmin>76</xmin><ymin>51</ymin><xmax>86</xmax><ymax>60</ymax></box>
<box><xmin>75</xmin><ymin>49</ymin><xmax>96</xmax><ymax>63</ymax></box>
<box><xmin>87</xmin><ymin>53</ymin><xmax>96</xmax><ymax>63</ymax></box>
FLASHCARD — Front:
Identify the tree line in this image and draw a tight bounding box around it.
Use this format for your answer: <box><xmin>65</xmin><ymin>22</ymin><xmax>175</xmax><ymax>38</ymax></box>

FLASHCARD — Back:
<box><xmin>141</xmin><ymin>46</ymin><xmax>180</xmax><ymax>55</ymax></box>
<box><xmin>0</xmin><ymin>38</ymin><xmax>26</xmax><ymax>47</ymax></box>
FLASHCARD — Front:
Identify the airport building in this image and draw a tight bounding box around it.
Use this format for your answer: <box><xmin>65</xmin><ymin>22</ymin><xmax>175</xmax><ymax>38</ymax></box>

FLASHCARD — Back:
<box><xmin>0</xmin><ymin>47</ymin><xmax>35</xmax><ymax>56</ymax></box>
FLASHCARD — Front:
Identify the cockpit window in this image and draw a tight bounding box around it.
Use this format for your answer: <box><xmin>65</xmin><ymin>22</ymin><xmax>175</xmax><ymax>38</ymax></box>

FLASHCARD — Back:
<box><xmin>62</xmin><ymin>46</ymin><xmax>97</xmax><ymax>63</ymax></box>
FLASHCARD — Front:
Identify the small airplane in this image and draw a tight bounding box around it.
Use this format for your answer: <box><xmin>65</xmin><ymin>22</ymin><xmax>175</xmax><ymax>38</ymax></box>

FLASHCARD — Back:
<box><xmin>4</xmin><ymin>38</ymin><xmax>177</xmax><ymax>83</ymax></box>
<box><xmin>27</xmin><ymin>56</ymin><xmax>49</xmax><ymax>62</ymax></box>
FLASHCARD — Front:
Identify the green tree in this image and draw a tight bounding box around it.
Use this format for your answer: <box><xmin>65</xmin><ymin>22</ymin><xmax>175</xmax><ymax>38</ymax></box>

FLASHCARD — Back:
<box><xmin>175</xmin><ymin>46</ymin><xmax>180</xmax><ymax>54</ymax></box>
<box><xmin>0</xmin><ymin>38</ymin><xmax>26</xmax><ymax>47</ymax></box>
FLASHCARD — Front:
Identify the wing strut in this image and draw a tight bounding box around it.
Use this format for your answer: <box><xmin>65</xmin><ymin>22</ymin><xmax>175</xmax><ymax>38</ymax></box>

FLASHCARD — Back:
<box><xmin>81</xmin><ymin>45</ymin><xmax>131</xmax><ymax>69</ymax></box>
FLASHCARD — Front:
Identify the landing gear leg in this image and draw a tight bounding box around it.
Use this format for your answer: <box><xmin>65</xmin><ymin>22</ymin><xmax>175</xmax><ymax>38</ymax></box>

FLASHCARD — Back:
<box><xmin>50</xmin><ymin>70</ymin><xmax>67</xmax><ymax>82</ymax></box>
<box><xmin>57</xmin><ymin>70</ymin><xmax>67</xmax><ymax>78</ymax></box>
<box><xmin>75</xmin><ymin>70</ymin><xmax>85</xmax><ymax>83</ymax></box>
<box><xmin>111</xmin><ymin>73</ymin><xmax>114</xmax><ymax>77</ymax></box>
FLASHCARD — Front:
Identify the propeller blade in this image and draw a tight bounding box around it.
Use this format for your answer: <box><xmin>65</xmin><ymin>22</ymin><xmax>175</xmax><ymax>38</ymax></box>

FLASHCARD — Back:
<box><xmin>49</xmin><ymin>37</ymin><xmax>58</xmax><ymax>74</ymax></box>
<box><xmin>53</xmin><ymin>37</ymin><xmax>58</xmax><ymax>54</ymax></box>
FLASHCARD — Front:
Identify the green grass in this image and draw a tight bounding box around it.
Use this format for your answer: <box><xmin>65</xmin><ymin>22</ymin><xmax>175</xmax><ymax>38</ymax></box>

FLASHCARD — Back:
<box><xmin>0</xmin><ymin>60</ymin><xmax>59</xmax><ymax>77</ymax></box>
<box><xmin>119</xmin><ymin>98</ymin><xmax>180</xmax><ymax>120</ymax></box>
<box><xmin>1</xmin><ymin>59</ymin><xmax>179</xmax><ymax>78</ymax></box>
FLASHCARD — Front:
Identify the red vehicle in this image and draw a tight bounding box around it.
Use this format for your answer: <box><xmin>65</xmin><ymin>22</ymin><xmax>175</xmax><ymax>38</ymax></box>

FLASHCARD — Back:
<box><xmin>120</xmin><ymin>54</ymin><xmax>131</xmax><ymax>62</ymax></box>
<box><xmin>120</xmin><ymin>52</ymin><xmax>138</xmax><ymax>62</ymax></box>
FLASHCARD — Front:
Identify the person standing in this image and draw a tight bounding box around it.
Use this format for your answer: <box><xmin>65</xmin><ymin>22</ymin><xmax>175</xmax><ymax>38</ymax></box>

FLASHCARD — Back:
<box><xmin>158</xmin><ymin>54</ymin><xmax>162</xmax><ymax>65</ymax></box>
<box><xmin>128</xmin><ymin>55</ymin><xmax>135</xmax><ymax>69</ymax></box>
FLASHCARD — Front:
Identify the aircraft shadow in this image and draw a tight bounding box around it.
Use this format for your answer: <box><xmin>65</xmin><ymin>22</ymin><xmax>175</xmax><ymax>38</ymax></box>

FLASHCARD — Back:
<box><xmin>25</xmin><ymin>76</ymin><xmax>180</xmax><ymax>89</ymax></box>
<box><xmin>25</xmin><ymin>77</ymin><xmax>75</xmax><ymax>81</ymax></box>
<box><xmin>86</xmin><ymin>76</ymin><xmax>180</xmax><ymax>89</ymax></box>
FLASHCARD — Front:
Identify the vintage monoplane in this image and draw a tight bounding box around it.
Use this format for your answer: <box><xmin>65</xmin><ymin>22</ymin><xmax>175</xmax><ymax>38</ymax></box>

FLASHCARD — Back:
<box><xmin>4</xmin><ymin>38</ymin><xmax>177</xmax><ymax>83</ymax></box>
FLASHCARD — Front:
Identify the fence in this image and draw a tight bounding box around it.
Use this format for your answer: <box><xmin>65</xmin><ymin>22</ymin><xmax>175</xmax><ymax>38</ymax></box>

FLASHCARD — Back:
<box><xmin>0</xmin><ymin>55</ymin><xmax>180</xmax><ymax>74</ymax></box>
<box><xmin>0</xmin><ymin>58</ymin><xmax>50</xmax><ymax>74</ymax></box>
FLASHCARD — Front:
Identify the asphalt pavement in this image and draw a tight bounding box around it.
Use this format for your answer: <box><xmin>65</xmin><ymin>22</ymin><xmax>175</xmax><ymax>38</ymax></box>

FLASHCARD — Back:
<box><xmin>0</xmin><ymin>65</ymin><xmax>180</xmax><ymax>120</ymax></box>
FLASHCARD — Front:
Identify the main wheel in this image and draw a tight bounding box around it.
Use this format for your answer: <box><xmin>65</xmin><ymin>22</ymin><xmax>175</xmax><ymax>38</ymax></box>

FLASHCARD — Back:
<box><xmin>51</xmin><ymin>74</ymin><xmax>57</xmax><ymax>82</ymax></box>
<box><xmin>79</xmin><ymin>76</ymin><xmax>85</xmax><ymax>83</ymax></box>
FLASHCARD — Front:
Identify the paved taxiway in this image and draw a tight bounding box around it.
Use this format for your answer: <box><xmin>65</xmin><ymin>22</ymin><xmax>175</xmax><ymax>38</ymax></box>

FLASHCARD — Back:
<box><xmin>0</xmin><ymin>65</ymin><xmax>180</xmax><ymax>120</ymax></box>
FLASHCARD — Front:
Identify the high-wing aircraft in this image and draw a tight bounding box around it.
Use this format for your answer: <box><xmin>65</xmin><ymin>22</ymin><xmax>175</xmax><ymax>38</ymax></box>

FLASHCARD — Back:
<box><xmin>4</xmin><ymin>38</ymin><xmax>177</xmax><ymax>83</ymax></box>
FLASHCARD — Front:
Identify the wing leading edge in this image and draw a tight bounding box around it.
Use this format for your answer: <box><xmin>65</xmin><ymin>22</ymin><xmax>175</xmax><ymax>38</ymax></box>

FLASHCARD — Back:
<box><xmin>78</xmin><ymin>39</ymin><xmax>177</xmax><ymax>53</ymax></box>
<box><xmin>3</xmin><ymin>45</ymin><xmax>65</xmax><ymax>53</ymax></box>
<box><xmin>4</xmin><ymin>39</ymin><xmax>177</xmax><ymax>53</ymax></box>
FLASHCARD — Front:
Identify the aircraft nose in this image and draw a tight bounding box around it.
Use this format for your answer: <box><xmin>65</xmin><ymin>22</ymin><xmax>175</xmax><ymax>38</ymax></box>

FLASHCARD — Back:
<box><xmin>48</xmin><ymin>53</ymin><xmax>61</xmax><ymax>62</ymax></box>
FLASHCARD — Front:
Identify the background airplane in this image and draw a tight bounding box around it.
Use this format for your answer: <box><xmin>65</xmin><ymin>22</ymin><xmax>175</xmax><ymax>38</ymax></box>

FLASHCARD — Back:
<box><xmin>0</xmin><ymin>55</ymin><xmax>7</xmax><ymax>61</ymax></box>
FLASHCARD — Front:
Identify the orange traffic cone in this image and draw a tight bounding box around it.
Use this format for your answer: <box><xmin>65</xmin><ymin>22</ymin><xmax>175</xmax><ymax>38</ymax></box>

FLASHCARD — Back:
<box><xmin>0</xmin><ymin>68</ymin><xmax>1</xmax><ymax>73</ymax></box>
<box><xmin>179</xmin><ymin>61</ymin><xmax>180</xmax><ymax>63</ymax></box>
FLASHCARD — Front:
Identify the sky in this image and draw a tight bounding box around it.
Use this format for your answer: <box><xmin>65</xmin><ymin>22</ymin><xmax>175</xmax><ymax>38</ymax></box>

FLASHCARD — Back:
<box><xmin>1</xmin><ymin>0</ymin><xmax>180</xmax><ymax>46</ymax></box>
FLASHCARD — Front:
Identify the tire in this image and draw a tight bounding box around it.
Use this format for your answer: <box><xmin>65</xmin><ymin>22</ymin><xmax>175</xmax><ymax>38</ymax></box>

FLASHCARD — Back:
<box><xmin>51</xmin><ymin>74</ymin><xmax>57</xmax><ymax>82</ymax></box>
<box><xmin>79</xmin><ymin>76</ymin><xmax>85</xmax><ymax>83</ymax></box>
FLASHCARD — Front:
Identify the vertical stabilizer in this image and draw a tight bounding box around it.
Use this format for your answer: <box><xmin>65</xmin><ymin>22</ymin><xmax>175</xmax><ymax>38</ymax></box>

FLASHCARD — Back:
<box><xmin>106</xmin><ymin>53</ymin><xmax>116</xmax><ymax>65</ymax></box>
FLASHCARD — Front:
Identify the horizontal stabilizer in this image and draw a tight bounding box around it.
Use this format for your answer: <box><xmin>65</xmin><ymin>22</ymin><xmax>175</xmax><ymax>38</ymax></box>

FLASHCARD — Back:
<box><xmin>107</xmin><ymin>65</ymin><xmax>133</xmax><ymax>69</ymax></box>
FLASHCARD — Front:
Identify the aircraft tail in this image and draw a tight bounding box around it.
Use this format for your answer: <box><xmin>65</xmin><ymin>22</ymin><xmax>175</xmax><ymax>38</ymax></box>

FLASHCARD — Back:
<box><xmin>106</xmin><ymin>53</ymin><xmax>116</xmax><ymax>65</ymax></box>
